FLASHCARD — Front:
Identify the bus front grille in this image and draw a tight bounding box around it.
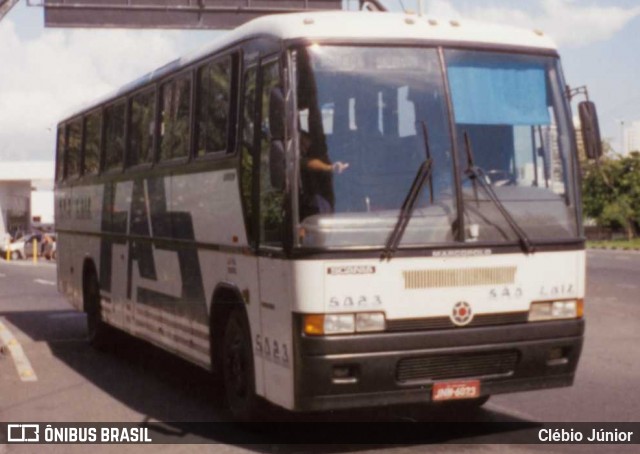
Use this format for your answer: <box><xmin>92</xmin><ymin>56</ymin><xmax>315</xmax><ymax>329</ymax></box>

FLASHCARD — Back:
<box><xmin>403</xmin><ymin>266</ymin><xmax>517</xmax><ymax>289</ymax></box>
<box><xmin>396</xmin><ymin>350</ymin><xmax>519</xmax><ymax>383</ymax></box>
<box><xmin>386</xmin><ymin>312</ymin><xmax>529</xmax><ymax>332</ymax></box>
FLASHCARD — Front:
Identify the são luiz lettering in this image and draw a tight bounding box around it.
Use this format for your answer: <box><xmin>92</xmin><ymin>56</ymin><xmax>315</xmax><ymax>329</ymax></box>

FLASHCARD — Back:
<box><xmin>538</xmin><ymin>428</ymin><xmax>634</xmax><ymax>443</ymax></box>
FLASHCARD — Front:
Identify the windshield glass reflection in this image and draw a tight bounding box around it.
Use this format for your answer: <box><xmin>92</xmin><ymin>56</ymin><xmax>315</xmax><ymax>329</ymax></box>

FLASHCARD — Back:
<box><xmin>293</xmin><ymin>46</ymin><xmax>579</xmax><ymax>250</ymax></box>
<box><xmin>446</xmin><ymin>50</ymin><xmax>578</xmax><ymax>242</ymax></box>
<box><xmin>295</xmin><ymin>46</ymin><xmax>456</xmax><ymax>248</ymax></box>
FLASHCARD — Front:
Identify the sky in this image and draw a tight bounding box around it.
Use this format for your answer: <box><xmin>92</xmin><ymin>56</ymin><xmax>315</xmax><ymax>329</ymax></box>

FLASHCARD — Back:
<box><xmin>1</xmin><ymin>0</ymin><xmax>639</xmax><ymax>162</ymax></box>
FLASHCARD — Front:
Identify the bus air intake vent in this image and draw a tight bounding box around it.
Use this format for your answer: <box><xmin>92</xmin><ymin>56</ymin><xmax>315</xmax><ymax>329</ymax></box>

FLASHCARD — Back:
<box><xmin>396</xmin><ymin>350</ymin><xmax>519</xmax><ymax>383</ymax></box>
<box><xmin>403</xmin><ymin>266</ymin><xmax>516</xmax><ymax>289</ymax></box>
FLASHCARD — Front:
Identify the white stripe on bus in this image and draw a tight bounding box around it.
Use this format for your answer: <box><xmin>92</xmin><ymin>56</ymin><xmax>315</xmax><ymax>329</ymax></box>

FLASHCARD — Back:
<box><xmin>134</xmin><ymin>303</ymin><xmax>209</xmax><ymax>335</ymax></box>
<box><xmin>97</xmin><ymin>295</ymin><xmax>209</xmax><ymax>338</ymax></box>
<box><xmin>133</xmin><ymin>321</ymin><xmax>210</xmax><ymax>368</ymax></box>
<box><xmin>137</xmin><ymin>312</ymin><xmax>211</xmax><ymax>354</ymax></box>
<box><xmin>134</xmin><ymin>304</ymin><xmax>209</xmax><ymax>339</ymax></box>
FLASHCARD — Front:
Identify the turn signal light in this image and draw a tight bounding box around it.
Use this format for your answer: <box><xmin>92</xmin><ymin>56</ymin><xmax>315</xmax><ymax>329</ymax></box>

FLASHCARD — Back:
<box><xmin>303</xmin><ymin>312</ymin><xmax>386</xmax><ymax>336</ymax></box>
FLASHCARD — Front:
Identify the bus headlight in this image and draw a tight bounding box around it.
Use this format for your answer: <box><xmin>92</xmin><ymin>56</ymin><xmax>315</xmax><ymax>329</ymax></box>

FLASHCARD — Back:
<box><xmin>303</xmin><ymin>312</ymin><xmax>386</xmax><ymax>336</ymax></box>
<box><xmin>355</xmin><ymin>312</ymin><xmax>386</xmax><ymax>332</ymax></box>
<box><xmin>324</xmin><ymin>314</ymin><xmax>355</xmax><ymax>334</ymax></box>
<box><xmin>528</xmin><ymin>299</ymin><xmax>583</xmax><ymax>322</ymax></box>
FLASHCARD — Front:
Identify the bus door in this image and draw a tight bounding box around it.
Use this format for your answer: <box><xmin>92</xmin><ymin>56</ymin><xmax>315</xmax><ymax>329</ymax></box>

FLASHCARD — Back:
<box><xmin>255</xmin><ymin>56</ymin><xmax>295</xmax><ymax>409</ymax></box>
<box><xmin>100</xmin><ymin>180</ymin><xmax>132</xmax><ymax>331</ymax></box>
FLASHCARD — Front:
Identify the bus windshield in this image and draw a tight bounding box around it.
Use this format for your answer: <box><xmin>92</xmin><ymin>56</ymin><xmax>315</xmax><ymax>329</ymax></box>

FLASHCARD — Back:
<box><xmin>294</xmin><ymin>45</ymin><xmax>579</xmax><ymax>249</ymax></box>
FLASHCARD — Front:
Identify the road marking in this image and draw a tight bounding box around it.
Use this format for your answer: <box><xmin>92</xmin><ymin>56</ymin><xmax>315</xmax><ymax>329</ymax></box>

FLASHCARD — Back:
<box><xmin>34</xmin><ymin>278</ymin><xmax>56</xmax><ymax>286</ymax></box>
<box><xmin>0</xmin><ymin>319</ymin><xmax>38</xmax><ymax>382</ymax></box>
<box><xmin>619</xmin><ymin>284</ymin><xmax>638</xmax><ymax>290</ymax></box>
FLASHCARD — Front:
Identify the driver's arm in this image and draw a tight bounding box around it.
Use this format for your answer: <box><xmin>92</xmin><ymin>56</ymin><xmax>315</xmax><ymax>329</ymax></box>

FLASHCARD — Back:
<box><xmin>305</xmin><ymin>158</ymin><xmax>349</xmax><ymax>174</ymax></box>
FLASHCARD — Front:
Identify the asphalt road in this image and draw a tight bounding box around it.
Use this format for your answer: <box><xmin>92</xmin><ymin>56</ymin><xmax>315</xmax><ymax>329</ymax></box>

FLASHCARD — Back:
<box><xmin>0</xmin><ymin>250</ymin><xmax>638</xmax><ymax>453</ymax></box>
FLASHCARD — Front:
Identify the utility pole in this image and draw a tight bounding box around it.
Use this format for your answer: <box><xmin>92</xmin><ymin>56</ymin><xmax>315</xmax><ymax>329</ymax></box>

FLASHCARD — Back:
<box><xmin>0</xmin><ymin>0</ymin><xmax>20</xmax><ymax>21</ymax></box>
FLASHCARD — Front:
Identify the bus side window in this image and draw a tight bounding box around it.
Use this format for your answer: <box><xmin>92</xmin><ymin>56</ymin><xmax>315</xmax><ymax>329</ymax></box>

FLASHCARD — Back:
<box><xmin>159</xmin><ymin>74</ymin><xmax>192</xmax><ymax>161</ymax></box>
<box><xmin>240</xmin><ymin>65</ymin><xmax>258</xmax><ymax>246</ymax></box>
<box><xmin>196</xmin><ymin>56</ymin><xmax>232</xmax><ymax>156</ymax></box>
<box><xmin>83</xmin><ymin>110</ymin><xmax>102</xmax><ymax>175</ymax></box>
<box><xmin>104</xmin><ymin>100</ymin><xmax>126</xmax><ymax>171</ymax></box>
<box><xmin>56</xmin><ymin>125</ymin><xmax>65</xmax><ymax>181</ymax></box>
<box><xmin>66</xmin><ymin>118</ymin><xmax>82</xmax><ymax>178</ymax></box>
<box><xmin>258</xmin><ymin>60</ymin><xmax>284</xmax><ymax>247</ymax></box>
<box><xmin>129</xmin><ymin>88</ymin><xmax>156</xmax><ymax>167</ymax></box>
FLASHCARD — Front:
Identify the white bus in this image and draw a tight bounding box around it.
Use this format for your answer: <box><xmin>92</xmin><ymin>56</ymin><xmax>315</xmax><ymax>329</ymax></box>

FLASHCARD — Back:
<box><xmin>55</xmin><ymin>11</ymin><xmax>600</xmax><ymax>419</ymax></box>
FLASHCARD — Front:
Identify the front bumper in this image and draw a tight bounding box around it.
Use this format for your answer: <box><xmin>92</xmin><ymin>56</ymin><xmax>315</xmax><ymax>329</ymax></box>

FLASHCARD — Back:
<box><xmin>293</xmin><ymin>318</ymin><xmax>584</xmax><ymax>412</ymax></box>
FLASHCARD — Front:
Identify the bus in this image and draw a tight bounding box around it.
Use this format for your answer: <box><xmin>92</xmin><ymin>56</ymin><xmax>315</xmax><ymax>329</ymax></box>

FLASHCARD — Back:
<box><xmin>55</xmin><ymin>11</ymin><xmax>600</xmax><ymax>419</ymax></box>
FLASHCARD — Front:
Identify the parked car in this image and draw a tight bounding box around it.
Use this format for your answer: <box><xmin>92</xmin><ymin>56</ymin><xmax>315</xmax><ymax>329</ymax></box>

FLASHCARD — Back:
<box><xmin>1</xmin><ymin>232</ymin><xmax>50</xmax><ymax>260</ymax></box>
<box><xmin>0</xmin><ymin>239</ymin><xmax>26</xmax><ymax>260</ymax></box>
<box><xmin>20</xmin><ymin>232</ymin><xmax>46</xmax><ymax>258</ymax></box>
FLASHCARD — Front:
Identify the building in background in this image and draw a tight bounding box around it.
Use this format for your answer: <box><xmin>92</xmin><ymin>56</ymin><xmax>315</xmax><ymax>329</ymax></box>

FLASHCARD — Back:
<box><xmin>0</xmin><ymin>161</ymin><xmax>54</xmax><ymax>241</ymax></box>
<box><xmin>623</xmin><ymin>121</ymin><xmax>640</xmax><ymax>155</ymax></box>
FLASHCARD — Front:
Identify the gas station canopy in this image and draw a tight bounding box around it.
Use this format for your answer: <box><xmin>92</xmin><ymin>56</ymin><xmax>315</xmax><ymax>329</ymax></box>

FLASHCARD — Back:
<box><xmin>43</xmin><ymin>0</ymin><xmax>344</xmax><ymax>29</ymax></box>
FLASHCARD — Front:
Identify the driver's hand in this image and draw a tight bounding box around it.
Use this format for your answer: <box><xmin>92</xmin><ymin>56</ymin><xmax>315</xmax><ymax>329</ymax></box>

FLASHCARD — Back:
<box><xmin>332</xmin><ymin>161</ymin><xmax>350</xmax><ymax>174</ymax></box>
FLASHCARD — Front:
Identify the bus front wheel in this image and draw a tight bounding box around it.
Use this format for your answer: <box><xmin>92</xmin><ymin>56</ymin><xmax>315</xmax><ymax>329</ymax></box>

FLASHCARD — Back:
<box><xmin>221</xmin><ymin>308</ymin><xmax>258</xmax><ymax>421</ymax></box>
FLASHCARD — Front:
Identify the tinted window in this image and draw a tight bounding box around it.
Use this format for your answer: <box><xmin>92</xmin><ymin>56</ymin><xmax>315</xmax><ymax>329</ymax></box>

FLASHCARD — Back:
<box><xmin>196</xmin><ymin>57</ymin><xmax>231</xmax><ymax>156</ymax></box>
<box><xmin>160</xmin><ymin>74</ymin><xmax>191</xmax><ymax>160</ymax></box>
<box><xmin>66</xmin><ymin>119</ymin><xmax>82</xmax><ymax>178</ymax></box>
<box><xmin>104</xmin><ymin>101</ymin><xmax>126</xmax><ymax>170</ymax></box>
<box><xmin>84</xmin><ymin>110</ymin><xmax>102</xmax><ymax>175</ymax></box>
<box><xmin>240</xmin><ymin>66</ymin><xmax>258</xmax><ymax>244</ymax></box>
<box><xmin>56</xmin><ymin>126</ymin><xmax>65</xmax><ymax>181</ymax></box>
<box><xmin>129</xmin><ymin>88</ymin><xmax>156</xmax><ymax>166</ymax></box>
<box><xmin>258</xmin><ymin>61</ymin><xmax>284</xmax><ymax>246</ymax></box>
<box><xmin>295</xmin><ymin>46</ymin><xmax>455</xmax><ymax>249</ymax></box>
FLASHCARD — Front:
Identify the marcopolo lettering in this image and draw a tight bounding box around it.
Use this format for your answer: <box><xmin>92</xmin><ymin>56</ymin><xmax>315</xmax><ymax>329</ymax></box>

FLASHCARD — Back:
<box><xmin>327</xmin><ymin>265</ymin><xmax>376</xmax><ymax>275</ymax></box>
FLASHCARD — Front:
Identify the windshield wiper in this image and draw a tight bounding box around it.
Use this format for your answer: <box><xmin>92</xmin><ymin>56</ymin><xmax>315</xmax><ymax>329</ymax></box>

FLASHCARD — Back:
<box><xmin>463</xmin><ymin>132</ymin><xmax>535</xmax><ymax>255</ymax></box>
<box><xmin>382</xmin><ymin>122</ymin><xmax>434</xmax><ymax>261</ymax></box>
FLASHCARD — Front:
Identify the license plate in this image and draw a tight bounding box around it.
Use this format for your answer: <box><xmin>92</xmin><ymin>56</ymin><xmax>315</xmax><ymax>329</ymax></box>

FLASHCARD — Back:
<box><xmin>432</xmin><ymin>380</ymin><xmax>481</xmax><ymax>401</ymax></box>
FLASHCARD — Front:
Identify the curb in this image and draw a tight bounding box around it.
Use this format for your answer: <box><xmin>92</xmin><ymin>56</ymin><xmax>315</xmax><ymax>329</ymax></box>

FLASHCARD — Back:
<box><xmin>588</xmin><ymin>246</ymin><xmax>640</xmax><ymax>252</ymax></box>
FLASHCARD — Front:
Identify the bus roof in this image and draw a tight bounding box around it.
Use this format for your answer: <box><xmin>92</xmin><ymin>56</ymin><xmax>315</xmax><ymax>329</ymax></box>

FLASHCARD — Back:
<box><xmin>234</xmin><ymin>10</ymin><xmax>556</xmax><ymax>48</ymax></box>
<box><xmin>61</xmin><ymin>11</ymin><xmax>557</xmax><ymax>122</ymax></box>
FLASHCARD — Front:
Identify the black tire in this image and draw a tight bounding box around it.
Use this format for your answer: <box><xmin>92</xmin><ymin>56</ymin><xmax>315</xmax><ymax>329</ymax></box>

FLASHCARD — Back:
<box><xmin>221</xmin><ymin>308</ymin><xmax>258</xmax><ymax>421</ymax></box>
<box><xmin>84</xmin><ymin>268</ymin><xmax>109</xmax><ymax>349</ymax></box>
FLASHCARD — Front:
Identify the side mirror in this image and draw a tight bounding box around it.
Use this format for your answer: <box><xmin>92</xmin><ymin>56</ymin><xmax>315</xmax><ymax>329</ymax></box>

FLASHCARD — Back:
<box><xmin>269</xmin><ymin>86</ymin><xmax>285</xmax><ymax>141</ymax></box>
<box><xmin>578</xmin><ymin>101</ymin><xmax>603</xmax><ymax>160</ymax></box>
<box><xmin>269</xmin><ymin>140</ymin><xmax>286</xmax><ymax>191</ymax></box>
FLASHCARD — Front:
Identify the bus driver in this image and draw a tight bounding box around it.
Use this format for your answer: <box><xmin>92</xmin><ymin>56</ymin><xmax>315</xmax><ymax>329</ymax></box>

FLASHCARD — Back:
<box><xmin>299</xmin><ymin>129</ymin><xmax>349</xmax><ymax>217</ymax></box>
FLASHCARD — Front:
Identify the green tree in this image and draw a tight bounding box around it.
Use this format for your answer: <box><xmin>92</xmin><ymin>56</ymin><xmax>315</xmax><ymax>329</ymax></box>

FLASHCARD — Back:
<box><xmin>582</xmin><ymin>150</ymin><xmax>640</xmax><ymax>240</ymax></box>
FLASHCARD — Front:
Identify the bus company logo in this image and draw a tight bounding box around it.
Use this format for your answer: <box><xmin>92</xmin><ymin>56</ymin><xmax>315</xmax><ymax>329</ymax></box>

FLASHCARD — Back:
<box><xmin>327</xmin><ymin>265</ymin><xmax>376</xmax><ymax>276</ymax></box>
<box><xmin>450</xmin><ymin>301</ymin><xmax>473</xmax><ymax>326</ymax></box>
